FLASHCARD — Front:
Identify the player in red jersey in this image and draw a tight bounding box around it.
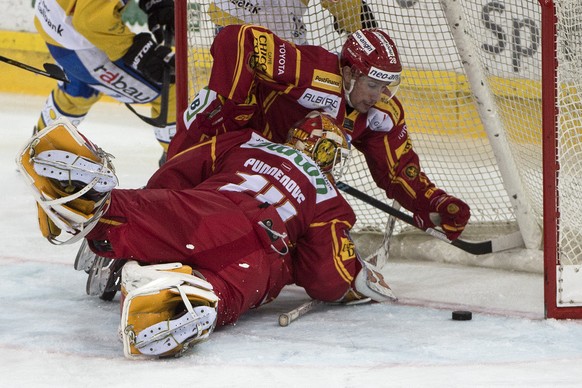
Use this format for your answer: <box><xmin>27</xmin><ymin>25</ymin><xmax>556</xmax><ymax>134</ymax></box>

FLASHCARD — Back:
<box><xmin>17</xmin><ymin>111</ymin><xmax>395</xmax><ymax>358</ymax></box>
<box><xmin>170</xmin><ymin>24</ymin><xmax>470</xmax><ymax>242</ymax></box>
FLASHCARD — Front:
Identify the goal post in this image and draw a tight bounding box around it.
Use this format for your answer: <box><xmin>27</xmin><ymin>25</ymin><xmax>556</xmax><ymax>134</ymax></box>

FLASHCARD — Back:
<box><xmin>541</xmin><ymin>0</ymin><xmax>582</xmax><ymax>319</ymax></box>
<box><xmin>173</xmin><ymin>0</ymin><xmax>582</xmax><ymax>319</ymax></box>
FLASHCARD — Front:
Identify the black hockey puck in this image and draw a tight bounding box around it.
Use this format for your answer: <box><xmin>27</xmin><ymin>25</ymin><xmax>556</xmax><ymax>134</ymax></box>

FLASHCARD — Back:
<box><xmin>452</xmin><ymin>310</ymin><xmax>472</xmax><ymax>321</ymax></box>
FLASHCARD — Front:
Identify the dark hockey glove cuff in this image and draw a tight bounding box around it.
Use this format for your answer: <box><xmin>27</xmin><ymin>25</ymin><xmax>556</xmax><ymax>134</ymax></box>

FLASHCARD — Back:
<box><xmin>333</xmin><ymin>0</ymin><xmax>378</xmax><ymax>34</ymax></box>
<box><xmin>123</xmin><ymin>33</ymin><xmax>175</xmax><ymax>84</ymax></box>
<box><xmin>139</xmin><ymin>0</ymin><xmax>175</xmax><ymax>43</ymax></box>
<box><xmin>360</xmin><ymin>0</ymin><xmax>378</xmax><ymax>29</ymax></box>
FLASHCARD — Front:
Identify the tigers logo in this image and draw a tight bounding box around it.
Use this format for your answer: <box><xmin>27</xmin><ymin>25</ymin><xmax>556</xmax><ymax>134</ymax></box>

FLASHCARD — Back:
<box><xmin>313</xmin><ymin>138</ymin><xmax>338</xmax><ymax>172</ymax></box>
<box><xmin>235</xmin><ymin>113</ymin><xmax>253</xmax><ymax>121</ymax></box>
<box><xmin>339</xmin><ymin>237</ymin><xmax>356</xmax><ymax>261</ymax></box>
<box><xmin>405</xmin><ymin>164</ymin><xmax>419</xmax><ymax>179</ymax></box>
<box><xmin>447</xmin><ymin>203</ymin><xmax>460</xmax><ymax>214</ymax></box>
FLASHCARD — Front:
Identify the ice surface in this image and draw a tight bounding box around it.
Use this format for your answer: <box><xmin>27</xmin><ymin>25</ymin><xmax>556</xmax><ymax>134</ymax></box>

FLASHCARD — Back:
<box><xmin>1</xmin><ymin>93</ymin><xmax>582</xmax><ymax>387</ymax></box>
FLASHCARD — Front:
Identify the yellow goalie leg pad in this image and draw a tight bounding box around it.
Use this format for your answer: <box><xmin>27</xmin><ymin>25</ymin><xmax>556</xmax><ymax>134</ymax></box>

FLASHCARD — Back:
<box><xmin>120</xmin><ymin>261</ymin><xmax>219</xmax><ymax>359</ymax></box>
<box><xmin>36</xmin><ymin>203</ymin><xmax>60</xmax><ymax>240</ymax></box>
<box><xmin>16</xmin><ymin>117</ymin><xmax>117</xmax><ymax>244</ymax></box>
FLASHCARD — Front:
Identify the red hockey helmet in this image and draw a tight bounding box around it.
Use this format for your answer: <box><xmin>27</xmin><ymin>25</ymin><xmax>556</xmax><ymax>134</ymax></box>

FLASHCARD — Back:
<box><xmin>340</xmin><ymin>29</ymin><xmax>402</xmax><ymax>85</ymax></box>
<box><xmin>286</xmin><ymin>111</ymin><xmax>351</xmax><ymax>180</ymax></box>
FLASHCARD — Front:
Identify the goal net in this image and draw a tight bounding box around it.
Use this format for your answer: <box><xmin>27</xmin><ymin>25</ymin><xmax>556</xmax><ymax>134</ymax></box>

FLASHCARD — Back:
<box><xmin>174</xmin><ymin>0</ymin><xmax>582</xmax><ymax>318</ymax></box>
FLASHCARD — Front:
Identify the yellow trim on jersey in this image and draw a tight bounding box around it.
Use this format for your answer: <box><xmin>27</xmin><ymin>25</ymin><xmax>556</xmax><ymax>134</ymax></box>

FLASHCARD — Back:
<box><xmin>228</xmin><ymin>25</ymin><xmax>252</xmax><ymax>100</ymax></box>
<box><xmin>172</xmin><ymin>137</ymin><xmax>218</xmax><ymax>171</ymax></box>
<box><xmin>262</xmin><ymin>124</ymin><xmax>273</xmax><ymax>140</ymax></box>
<box><xmin>98</xmin><ymin>217</ymin><xmax>124</xmax><ymax>227</ymax></box>
<box><xmin>262</xmin><ymin>90</ymin><xmax>280</xmax><ymax>113</ymax></box>
<box><xmin>295</xmin><ymin>49</ymin><xmax>301</xmax><ymax>84</ymax></box>
<box><xmin>378</xmin><ymin>96</ymin><xmax>404</xmax><ymax>126</ymax></box>
<box><xmin>311</xmin><ymin>219</ymin><xmax>354</xmax><ymax>284</ymax></box>
<box><xmin>384</xmin><ymin>136</ymin><xmax>417</xmax><ymax>199</ymax></box>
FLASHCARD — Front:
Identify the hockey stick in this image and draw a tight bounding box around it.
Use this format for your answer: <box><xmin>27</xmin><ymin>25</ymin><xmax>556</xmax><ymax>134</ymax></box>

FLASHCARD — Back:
<box><xmin>0</xmin><ymin>55</ymin><xmax>69</xmax><ymax>82</ymax></box>
<box><xmin>336</xmin><ymin>181</ymin><xmax>524</xmax><ymax>255</ymax></box>
<box><xmin>125</xmin><ymin>29</ymin><xmax>173</xmax><ymax>128</ymax></box>
<box><xmin>278</xmin><ymin>299</ymin><xmax>323</xmax><ymax>327</ymax></box>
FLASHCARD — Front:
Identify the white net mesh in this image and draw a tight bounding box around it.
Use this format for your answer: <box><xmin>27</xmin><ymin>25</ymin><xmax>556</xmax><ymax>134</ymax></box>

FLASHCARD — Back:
<box><xmin>175</xmin><ymin>0</ymin><xmax>582</xmax><ymax>311</ymax></box>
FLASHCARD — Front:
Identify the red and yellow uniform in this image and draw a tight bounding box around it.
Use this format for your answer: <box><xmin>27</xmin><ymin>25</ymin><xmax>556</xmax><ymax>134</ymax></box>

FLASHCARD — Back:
<box><xmin>88</xmin><ymin>130</ymin><xmax>360</xmax><ymax>325</ymax></box>
<box><xmin>170</xmin><ymin>24</ymin><xmax>445</xmax><ymax>217</ymax></box>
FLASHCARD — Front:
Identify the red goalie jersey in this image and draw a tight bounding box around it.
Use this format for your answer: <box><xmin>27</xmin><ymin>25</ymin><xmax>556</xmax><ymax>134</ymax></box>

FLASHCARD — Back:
<box><xmin>88</xmin><ymin>130</ymin><xmax>360</xmax><ymax>324</ymax></box>
<box><xmin>170</xmin><ymin>24</ymin><xmax>447</xmax><ymax>216</ymax></box>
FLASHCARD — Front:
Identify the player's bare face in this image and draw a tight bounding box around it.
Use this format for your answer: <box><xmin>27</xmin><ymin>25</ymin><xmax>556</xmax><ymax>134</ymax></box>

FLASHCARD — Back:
<box><xmin>349</xmin><ymin>75</ymin><xmax>392</xmax><ymax>113</ymax></box>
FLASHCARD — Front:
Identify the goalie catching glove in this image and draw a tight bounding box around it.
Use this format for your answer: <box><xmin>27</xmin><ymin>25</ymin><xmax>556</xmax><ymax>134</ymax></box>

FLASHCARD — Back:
<box><xmin>120</xmin><ymin>261</ymin><xmax>219</xmax><ymax>359</ymax></box>
<box><xmin>15</xmin><ymin>118</ymin><xmax>118</xmax><ymax>244</ymax></box>
<box><xmin>414</xmin><ymin>193</ymin><xmax>470</xmax><ymax>240</ymax></box>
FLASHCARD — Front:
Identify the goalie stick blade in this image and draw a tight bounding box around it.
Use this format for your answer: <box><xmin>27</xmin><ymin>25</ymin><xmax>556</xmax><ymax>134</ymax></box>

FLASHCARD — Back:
<box><xmin>336</xmin><ymin>181</ymin><xmax>524</xmax><ymax>255</ymax></box>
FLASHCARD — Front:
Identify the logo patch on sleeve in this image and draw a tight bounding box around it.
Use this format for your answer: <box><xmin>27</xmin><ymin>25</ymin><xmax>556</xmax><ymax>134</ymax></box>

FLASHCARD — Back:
<box><xmin>339</xmin><ymin>237</ymin><xmax>356</xmax><ymax>261</ymax></box>
<box><xmin>405</xmin><ymin>164</ymin><xmax>419</xmax><ymax>179</ymax></box>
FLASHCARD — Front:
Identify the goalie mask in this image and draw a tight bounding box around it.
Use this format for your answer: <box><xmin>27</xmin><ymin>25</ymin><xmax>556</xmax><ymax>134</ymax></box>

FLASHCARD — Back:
<box><xmin>15</xmin><ymin>117</ymin><xmax>118</xmax><ymax>245</ymax></box>
<box><xmin>285</xmin><ymin>111</ymin><xmax>351</xmax><ymax>180</ymax></box>
<box><xmin>340</xmin><ymin>29</ymin><xmax>402</xmax><ymax>99</ymax></box>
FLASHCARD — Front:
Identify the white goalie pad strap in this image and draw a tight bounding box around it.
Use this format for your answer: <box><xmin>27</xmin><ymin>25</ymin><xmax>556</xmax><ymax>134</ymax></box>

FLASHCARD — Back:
<box><xmin>34</xmin><ymin>187</ymin><xmax>111</xmax><ymax>245</ymax></box>
<box><xmin>354</xmin><ymin>261</ymin><xmax>398</xmax><ymax>303</ymax></box>
<box><xmin>15</xmin><ymin>117</ymin><xmax>117</xmax><ymax>245</ymax></box>
<box><xmin>121</xmin><ymin>261</ymin><xmax>215</xmax><ymax>296</ymax></box>
<box><xmin>134</xmin><ymin>305</ymin><xmax>217</xmax><ymax>356</ymax></box>
<box><xmin>33</xmin><ymin>150</ymin><xmax>118</xmax><ymax>193</ymax></box>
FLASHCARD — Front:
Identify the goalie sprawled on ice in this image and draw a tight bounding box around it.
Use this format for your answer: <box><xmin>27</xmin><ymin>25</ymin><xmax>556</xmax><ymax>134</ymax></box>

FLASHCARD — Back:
<box><xmin>16</xmin><ymin>112</ymin><xmax>396</xmax><ymax>359</ymax></box>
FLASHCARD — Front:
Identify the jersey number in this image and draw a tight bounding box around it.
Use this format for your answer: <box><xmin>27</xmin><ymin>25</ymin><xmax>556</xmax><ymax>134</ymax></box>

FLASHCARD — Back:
<box><xmin>220</xmin><ymin>172</ymin><xmax>297</xmax><ymax>222</ymax></box>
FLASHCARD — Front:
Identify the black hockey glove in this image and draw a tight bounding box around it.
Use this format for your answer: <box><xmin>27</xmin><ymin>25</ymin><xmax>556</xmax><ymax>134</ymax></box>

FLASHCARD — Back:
<box><xmin>333</xmin><ymin>0</ymin><xmax>378</xmax><ymax>34</ymax></box>
<box><xmin>360</xmin><ymin>0</ymin><xmax>378</xmax><ymax>29</ymax></box>
<box><xmin>122</xmin><ymin>33</ymin><xmax>174</xmax><ymax>84</ymax></box>
<box><xmin>139</xmin><ymin>0</ymin><xmax>174</xmax><ymax>43</ymax></box>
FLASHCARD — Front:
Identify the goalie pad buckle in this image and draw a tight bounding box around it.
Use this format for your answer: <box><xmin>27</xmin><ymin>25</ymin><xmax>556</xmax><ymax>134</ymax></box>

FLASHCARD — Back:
<box><xmin>15</xmin><ymin>117</ymin><xmax>118</xmax><ymax>244</ymax></box>
<box><xmin>32</xmin><ymin>150</ymin><xmax>117</xmax><ymax>193</ymax></box>
<box><xmin>120</xmin><ymin>261</ymin><xmax>219</xmax><ymax>359</ymax></box>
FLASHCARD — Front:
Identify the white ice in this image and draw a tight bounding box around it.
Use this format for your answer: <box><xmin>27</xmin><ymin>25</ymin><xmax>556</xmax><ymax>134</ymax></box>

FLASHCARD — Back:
<box><xmin>1</xmin><ymin>93</ymin><xmax>582</xmax><ymax>388</ymax></box>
